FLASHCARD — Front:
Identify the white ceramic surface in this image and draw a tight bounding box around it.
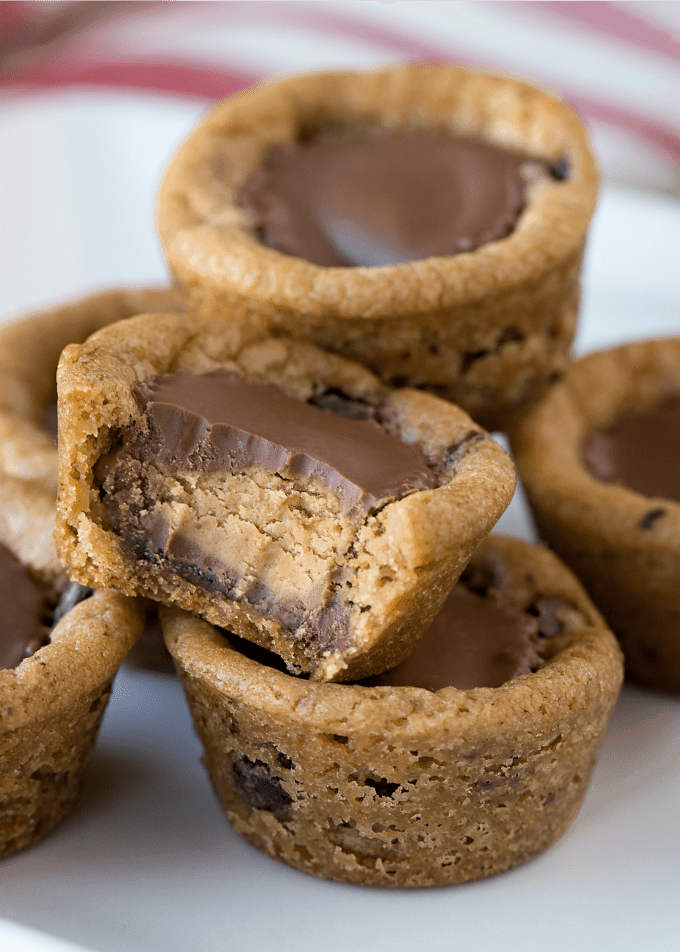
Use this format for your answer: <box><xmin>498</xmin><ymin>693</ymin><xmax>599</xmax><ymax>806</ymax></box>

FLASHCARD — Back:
<box><xmin>0</xmin><ymin>92</ymin><xmax>679</xmax><ymax>952</ymax></box>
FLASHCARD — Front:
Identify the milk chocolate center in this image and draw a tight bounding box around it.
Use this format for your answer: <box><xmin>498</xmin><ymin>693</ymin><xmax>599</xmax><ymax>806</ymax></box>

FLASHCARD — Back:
<box><xmin>238</xmin><ymin>129</ymin><xmax>526</xmax><ymax>267</ymax></box>
<box><xmin>582</xmin><ymin>393</ymin><xmax>680</xmax><ymax>503</ymax></box>
<box><xmin>366</xmin><ymin>583</ymin><xmax>543</xmax><ymax>691</ymax></box>
<box><xmin>130</xmin><ymin>370</ymin><xmax>434</xmax><ymax>516</ymax></box>
<box><xmin>0</xmin><ymin>543</ymin><xmax>50</xmax><ymax>670</ymax></box>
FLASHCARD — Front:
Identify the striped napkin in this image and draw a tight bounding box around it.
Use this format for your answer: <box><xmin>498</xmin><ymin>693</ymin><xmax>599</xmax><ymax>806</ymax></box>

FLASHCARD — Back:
<box><xmin>2</xmin><ymin>0</ymin><xmax>680</xmax><ymax>197</ymax></box>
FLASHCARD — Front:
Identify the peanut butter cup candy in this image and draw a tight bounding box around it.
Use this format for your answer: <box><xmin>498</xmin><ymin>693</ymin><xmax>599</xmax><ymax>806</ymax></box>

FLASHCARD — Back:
<box><xmin>162</xmin><ymin>536</ymin><xmax>623</xmax><ymax>887</ymax></box>
<box><xmin>508</xmin><ymin>338</ymin><xmax>680</xmax><ymax>693</ymax></box>
<box><xmin>0</xmin><ymin>510</ymin><xmax>143</xmax><ymax>858</ymax></box>
<box><xmin>157</xmin><ymin>64</ymin><xmax>599</xmax><ymax>429</ymax></box>
<box><xmin>54</xmin><ymin>312</ymin><xmax>514</xmax><ymax>681</ymax></box>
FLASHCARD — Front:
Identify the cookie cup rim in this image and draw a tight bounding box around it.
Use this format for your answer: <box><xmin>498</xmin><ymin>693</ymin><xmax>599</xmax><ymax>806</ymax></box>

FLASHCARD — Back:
<box><xmin>507</xmin><ymin>336</ymin><xmax>680</xmax><ymax>555</ymax></box>
<box><xmin>157</xmin><ymin>62</ymin><xmax>599</xmax><ymax>320</ymax></box>
<box><xmin>0</xmin><ymin>285</ymin><xmax>185</xmax><ymax>495</ymax></box>
<box><xmin>0</xmin><ymin>589</ymin><xmax>143</xmax><ymax>733</ymax></box>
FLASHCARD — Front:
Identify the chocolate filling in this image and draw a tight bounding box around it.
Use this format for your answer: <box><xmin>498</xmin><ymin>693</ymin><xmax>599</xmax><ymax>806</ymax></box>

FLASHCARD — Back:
<box><xmin>110</xmin><ymin>371</ymin><xmax>434</xmax><ymax>518</ymax></box>
<box><xmin>582</xmin><ymin>393</ymin><xmax>680</xmax><ymax>503</ymax></box>
<box><xmin>238</xmin><ymin>129</ymin><xmax>527</xmax><ymax>267</ymax></box>
<box><xmin>0</xmin><ymin>546</ymin><xmax>93</xmax><ymax>670</ymax></box>
<box><xmin>95</xmin><ymin>371</ymin><xmax>434</xmax><ymax>663</ymax></box>
<box><xmin>221</xmin><ymin>550</ymin><xmax>576</xmax><ymax>692</ymax></box>
<box><xmin>364</xmin><ymin>584</ymin><xmax>543</xmax><ymax>692</ymax></box>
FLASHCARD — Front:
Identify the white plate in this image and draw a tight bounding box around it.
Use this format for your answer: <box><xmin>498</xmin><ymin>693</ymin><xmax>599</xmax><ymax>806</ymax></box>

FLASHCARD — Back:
<box><xmin>1</xmin><ymin>92</ymin><xmax>679</xmax><ymax>952</ymax></box>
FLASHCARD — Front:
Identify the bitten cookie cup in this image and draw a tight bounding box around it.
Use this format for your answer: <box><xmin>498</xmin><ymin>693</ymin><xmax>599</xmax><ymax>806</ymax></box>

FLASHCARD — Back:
<box><xmin>0</xmin><ymin>285</ymin><xmax>185</xmax><ymax>496</ymax></box>
<box><xmin>508</xmin><ymin>338</ymin><xmax>680</xmax><ymax>693</ymax></box>
<box><xmin>157</xmin><ymin>63</ymin><xmax>599</xmax><ymax>429</ymax></box>
<box><xmin>161</xmin><ymin>536</ymin><xmax>623</xmax><ymax>888</ymax></box>
<box><xmin>55</xmin><ymin>312</ymin><xmax>515</xmax><ymax>682</ymax></box>
<box><xmin>0</xmin><ymin>523</ymin><xmax>143</xmax><ymax>859</ymax></box>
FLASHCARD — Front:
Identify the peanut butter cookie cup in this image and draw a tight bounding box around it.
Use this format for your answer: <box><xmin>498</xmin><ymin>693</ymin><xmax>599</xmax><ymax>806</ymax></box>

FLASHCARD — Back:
<box><xmin>55</xmin><ymin>312</ymin><xmax>514</xmax><ymax>682</ymax></box>
<box><xmin>0</xmin><ymin>286</ymin><xmax>185</xmax><ymax>496</ymax></box>
<box><xmin>0</xmin><ymin>510</ymin><xmax>143</xmax><ymax>858</ymax></box>
<box><xmin>158</xmin><ymin>64</ymin><xmax>599</xmax><ymax>428</ymax></box>
<box><xmin>509</xmin><ymin>338</ymin><xmax>680</xmax><ymax>693</ymax></box>
<box><xmin>161</xmin><ymin>536</ymin><xmax>622</xmax><ymax>887</ymax></box>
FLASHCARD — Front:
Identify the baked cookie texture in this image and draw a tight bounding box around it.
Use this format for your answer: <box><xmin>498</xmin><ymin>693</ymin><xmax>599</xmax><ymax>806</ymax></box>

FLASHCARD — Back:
<box><xmin>0</xmin><ymin>535</ymin><xmax>143</xmax><ymax>859</ymax></box>
<box><xmin>508</xmin><ymin>338</ymin><xmax>680</xmax><ymax>693</ymax></box>
<box><xmin>157</xmin><ymin>63</ymin><xmax>599</xmax><ymax>429</ymax></box>
<box><xmin>0</xmin><ymin>287</ymin><xmax>185</xmax><ymax>674</ymax></box>
<box><xmin>0</xmin><ymin>286</ymin><xmax>185</xmax><ymax>497</ymax></box>
<box><xmin>54</xmin><ymin>312</ymin><xmax>515</xmax><ymax>682</ymax></box>
<box><xmin>0</xmin><ymin>473</ymin><xmax>64</xmax><ymax>585</ymax></box>
<box><xmin>162</xmin><ymin>536</ymin><xmax>623</xmax><ymax>888</ymax></box>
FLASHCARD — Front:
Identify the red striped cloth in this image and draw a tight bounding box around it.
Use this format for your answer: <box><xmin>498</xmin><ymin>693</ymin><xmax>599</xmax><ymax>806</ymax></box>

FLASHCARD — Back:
<box><xmin>1</xmin><ymin>0</ymin><xmax>679</xmax><ymax>195</ymax></box>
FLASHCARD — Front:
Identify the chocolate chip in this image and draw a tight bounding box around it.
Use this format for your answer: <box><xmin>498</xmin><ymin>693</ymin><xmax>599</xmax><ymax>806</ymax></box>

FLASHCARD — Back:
<box><xmin>232</xmin><ymin>756</ymin><xmax>292</xmax><ymax>818</ymax></box>
<box><xmin>550</xmin><ymin>158</ymin><xmax>570</xmax><ymax>181</ymax></box>
<box><xmin>496</xmin><ymin>326</ymin><xmax>525</xmax><ymax>346</ymax></box>
<box><xmin>443</xmin><ymin>431</ymin><xmax>484</xmax><ymax>468</ymax></box>
<box><xmin>460</xmin><ymin>350</ymin><xmax>488</xmax><ymax>373</ymax></box>
<box><xmin>528</xmin><ymin>597</ymin><xmax>578</xmax><ymax>638</ymax></box>
<box><xmin>277</xmin><ymin>751</ymin><xmax>295</xmax><ymax>770</ymax></box>
<box><xmin>310</xmin><ymin>389</ymin><xmax>377</xmax><ymax>421</ymax></box>
<box><xmin>640</xmin><ymin>508</ymin><xmax>666</xmax><ymax>531</ymax></box>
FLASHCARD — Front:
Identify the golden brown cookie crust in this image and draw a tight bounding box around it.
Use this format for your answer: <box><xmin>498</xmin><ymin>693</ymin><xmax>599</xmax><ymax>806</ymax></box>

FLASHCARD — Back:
<box><xmin>55</xmin><ymin>312</ymin><xmax>515</xmax><ymax>681</ymax></box>
<box><xmin>158</xmin><ymin>64</ymin><xmax>599</xmax><ymax>428</ymax></box>
<box><xmin>162</xmin><ymin>535</ymin><xmax>623</xmax><ymax>887</ymax></box>
<box><xmin>508</xmin><ymin>337</ymin><xmax>680</xmax><ymax>693</ymax></box>
<box><xmin>0</xmin><ymin>286</ymin><xmax>185</xmax><ymax>495</ymax></box>
<box><xmin>0</xmin><ymin>473</ymin><xmax>63</xmax><ymax>584</ymax></box>
<box><xmin>0</xmin><ymin>496</ymin><xmax>143</xmax><ymax>862</ymax></box>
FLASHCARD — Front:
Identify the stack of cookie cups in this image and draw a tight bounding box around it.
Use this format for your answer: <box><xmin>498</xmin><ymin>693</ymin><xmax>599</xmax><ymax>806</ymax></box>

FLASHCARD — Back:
<box><xmin>52</xmin><ymin>307</ymin><xmax>624</xmax><ymax>886</ymax></box>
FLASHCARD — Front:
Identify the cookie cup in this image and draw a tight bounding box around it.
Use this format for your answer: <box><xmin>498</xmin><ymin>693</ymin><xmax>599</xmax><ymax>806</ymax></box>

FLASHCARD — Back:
<box><xmin>158</xmin><ymin>64</ymin><xmax>599</xmax><ymax>428</ymax></box>
<box><xmin>162</xmin><ymin>536</ymin><xmax>623</xmax><ymax>887</ymax></box>
<box><xmin>0</xmin><ymin>285</ymin><xmax>185</xmax><ymax>496</ymax></box>
<box><xmin>55</xmin><ymin>313</ymin><xmax>514</xmax><ymax>681</ymax></box>
<box><xmin>0</xmin><ymin>588</ymin><xmax>143</xmax><ymax>858</ymax></box>
<box><xmin>509</xmin><ymin>338</ymin><xmax>680</xmax><ymax>692</ymax></box>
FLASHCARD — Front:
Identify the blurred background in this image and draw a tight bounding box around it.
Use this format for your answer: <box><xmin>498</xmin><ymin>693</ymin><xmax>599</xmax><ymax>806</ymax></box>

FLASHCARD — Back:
<box><xmin>2</xmin><ymin>0</ymin><xmax>680</xmax><ymax>321</ymax></box>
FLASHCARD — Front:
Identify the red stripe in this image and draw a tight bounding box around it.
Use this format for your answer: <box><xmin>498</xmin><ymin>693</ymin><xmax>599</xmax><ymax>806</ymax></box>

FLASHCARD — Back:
<box><xmin>2</xmin><ymin>60</ymin><xmax>254</xmax><ymax>101</ymax></box>
<box><xmin>285</xmin><ymin>5</ymin><xmax>680</xmax><ymax>161</ymax></box>
<box><xmin>2</xmin><ymin>4</ymin><xmax>680</xmax><ymax>163</ymax></box>
<box><xmin>510</xmin><ymin>1</ymin><xmax>680</xmax><ymax>65</ymax></box>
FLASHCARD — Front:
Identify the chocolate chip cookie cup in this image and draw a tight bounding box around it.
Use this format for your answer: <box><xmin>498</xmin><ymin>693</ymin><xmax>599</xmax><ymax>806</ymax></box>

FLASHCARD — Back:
<box><xmin>157</xmin><ymin>64</ymin><xmax>599</xmax><ymax>429</ymax></box>
<box><xmin>0</xmin><ymin>542</ymin><xmax>143</xmax><ymax>858</ymax></box>
<box><xmin>508</xmin><ymin>338</ymin><xmax>680</xmax><ymax>693</ymax></box>
<box><xmin>161</xmin><ymin>536</ymin><xmax>622</xmax><ymax>888</ymax></box>
<box><xmin>55</xmin><ymin>312</ymin><xmax>514</xmax><ymax>682</ymax></box>
<box><xmin>0</xmin><ymin>286</ymin><xmax>185</xmax><ymax>496</ymax></box>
